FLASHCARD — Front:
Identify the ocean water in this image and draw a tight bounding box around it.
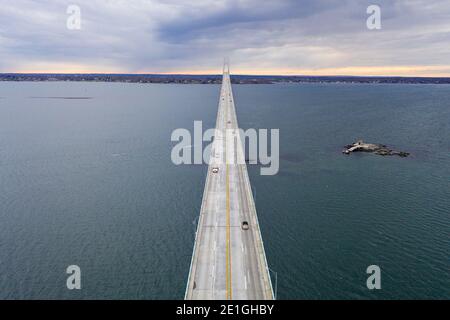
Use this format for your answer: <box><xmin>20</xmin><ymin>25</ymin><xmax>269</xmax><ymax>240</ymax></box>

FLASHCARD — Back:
<box><xmin>0</xmin><ymin>81</ymin><xmax>449</xmax><ymax>299</ymax></box>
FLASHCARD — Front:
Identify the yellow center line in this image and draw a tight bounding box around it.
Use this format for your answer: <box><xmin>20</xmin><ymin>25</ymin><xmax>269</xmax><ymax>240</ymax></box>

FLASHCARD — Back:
<box><xmin>226</xmin><ymin>162</ymin><xmax>232</xmax><ymax>299</ymax></box>
<box><xmin>224</xmin><ymin>74</ymin><xmax>232</xmax><ymax>300</ymax></box>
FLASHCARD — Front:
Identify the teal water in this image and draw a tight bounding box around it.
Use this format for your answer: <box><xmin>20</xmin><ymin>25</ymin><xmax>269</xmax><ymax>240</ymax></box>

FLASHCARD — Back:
<box><xmin>0</xmin><ymin>82</ymin><xmax>449</xmax><ymax>299</ymax></box>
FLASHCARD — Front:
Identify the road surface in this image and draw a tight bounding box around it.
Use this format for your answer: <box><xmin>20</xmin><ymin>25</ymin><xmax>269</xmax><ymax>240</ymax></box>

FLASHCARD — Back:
<box><xmin>185</xmin><ymin>65</ymin><xmax>274</xmax><ymax>300</ymax></box>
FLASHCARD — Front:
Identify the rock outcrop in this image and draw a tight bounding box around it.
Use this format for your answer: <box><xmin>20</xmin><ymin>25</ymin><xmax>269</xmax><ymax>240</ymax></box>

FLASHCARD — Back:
<box><xmin>343</xmin><ymin>140</ymin><xmax>409</xmax><ymax>157</ymax></box>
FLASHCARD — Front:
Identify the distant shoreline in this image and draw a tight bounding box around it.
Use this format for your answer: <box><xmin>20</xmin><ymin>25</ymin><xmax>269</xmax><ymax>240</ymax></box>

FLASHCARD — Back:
<box><xmin>1</xmin><ymin>73</ymin><xmax>450</xmax><ymax>85</ymax></box>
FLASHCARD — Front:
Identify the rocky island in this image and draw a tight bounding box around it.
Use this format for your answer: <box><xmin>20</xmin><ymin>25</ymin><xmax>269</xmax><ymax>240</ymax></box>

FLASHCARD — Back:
<box><xmin>343</xmin><ymin>140</ymin><xmax>409</xmax><ymax>157</ymax></box>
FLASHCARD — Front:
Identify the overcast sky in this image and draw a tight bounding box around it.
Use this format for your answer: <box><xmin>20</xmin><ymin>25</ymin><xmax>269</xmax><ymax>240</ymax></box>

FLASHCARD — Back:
<box><xmin>1</xmin><ymin>0</ymin><xmax>450</xmax><ymax>75</ymax></box>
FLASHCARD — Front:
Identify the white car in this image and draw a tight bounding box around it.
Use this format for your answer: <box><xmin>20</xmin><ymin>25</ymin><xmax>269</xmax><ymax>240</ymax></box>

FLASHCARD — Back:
<box><xmin>212</xmin><ymin>167</ymin><xmax>219</xmax><ymax>173</ymax></box>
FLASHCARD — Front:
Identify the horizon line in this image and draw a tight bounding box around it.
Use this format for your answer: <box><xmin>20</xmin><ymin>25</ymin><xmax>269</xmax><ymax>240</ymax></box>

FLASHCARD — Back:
<box><xmin>2</xmin><ymin>72</ymin><xmax>450</xmax><ymax>79</ymax></box>
<box><xmin>4</xmin><ymin>65</ymin><xmax>450</xmax><ymax>78</ymax></box>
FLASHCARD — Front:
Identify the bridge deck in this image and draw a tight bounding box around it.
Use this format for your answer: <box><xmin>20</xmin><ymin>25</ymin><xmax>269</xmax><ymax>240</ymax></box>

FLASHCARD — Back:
<box><xmin>185</xmin><ymin>68</ymin><xmax>273</xmax><ymax>300</ymax></box>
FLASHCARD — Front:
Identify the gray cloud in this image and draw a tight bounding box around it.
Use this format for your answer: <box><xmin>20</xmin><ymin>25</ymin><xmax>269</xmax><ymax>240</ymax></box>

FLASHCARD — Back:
<box><xmin>0</xmin><ymin>0</ymin><xmax>450</xmax><ymax>74</ymax></box>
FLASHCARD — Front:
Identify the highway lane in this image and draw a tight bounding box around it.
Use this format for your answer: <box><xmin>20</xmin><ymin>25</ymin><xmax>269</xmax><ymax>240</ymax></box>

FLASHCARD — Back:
<box><xmin>185</xmin><ymin>67</ymin><xmax>273</xmax><ymax>300</ymax></box>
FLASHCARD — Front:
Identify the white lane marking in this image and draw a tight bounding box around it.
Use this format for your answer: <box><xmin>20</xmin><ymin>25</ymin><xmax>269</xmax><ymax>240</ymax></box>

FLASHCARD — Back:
<box><xmin>212</xmin><ymin>263</ymin><xmax>215</xmax><ymax>291</ymax></box>
<box><xmin>244</xmin><ymin>275</ymin><xmax>247</xmax><ymax>290</ymax></box>
<box><xmin>241</xmin><ymin>242</ymin><xmax>244</xmax><ymax>253</ymax></box>
<box><xmin>212</xmin><ymin>230</ymin><xmax>218</xmax><ymax>294</ymax></box>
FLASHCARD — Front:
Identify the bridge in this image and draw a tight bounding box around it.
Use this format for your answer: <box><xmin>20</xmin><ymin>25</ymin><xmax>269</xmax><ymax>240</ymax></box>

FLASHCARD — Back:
<box><xmin>185</xmin><ymin>64</ymin><xmax>274</xmax><ymax>300</ymax></box>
